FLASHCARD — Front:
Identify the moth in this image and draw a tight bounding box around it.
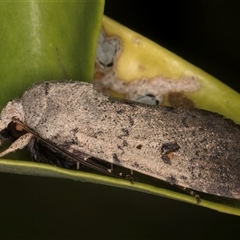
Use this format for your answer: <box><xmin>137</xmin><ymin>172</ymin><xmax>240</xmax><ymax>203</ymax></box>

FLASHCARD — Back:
<box><xmin>0</xmin><ymin>81</ymin><xmax>240</xmax><ymax>202</ymax></box>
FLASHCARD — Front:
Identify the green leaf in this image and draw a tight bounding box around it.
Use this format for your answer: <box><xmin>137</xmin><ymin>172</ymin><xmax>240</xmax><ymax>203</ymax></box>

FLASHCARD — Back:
<box><xmin>1</xmin><ymin>159</ymin><xmax>240</xmax><ymax>216</ymax></box>
<box><xmin>0</xmin><ymin>0</ymin><xmax>104</xmax><ymax>110</ymax></box>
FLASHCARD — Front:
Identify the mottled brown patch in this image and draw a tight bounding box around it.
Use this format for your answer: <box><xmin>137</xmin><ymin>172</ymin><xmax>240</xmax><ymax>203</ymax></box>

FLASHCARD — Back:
<box><xmin>161</xmin><ymin>142</ymin><xmax>180</xmax><ymax>165</ymax></box>
<box><xmin>94</xmin><ymin>71</ymin><xmax>105</xmax><ymax>80</ymax></box>
<box><xmin>167</xmin><ymin>92</ymin><xmax>195</xmax><ymax>108</ymax></box>
<box><xmin>167</xmin><ymin>152</ymin><xmax>174</xmax><ymax>160</ymax></box>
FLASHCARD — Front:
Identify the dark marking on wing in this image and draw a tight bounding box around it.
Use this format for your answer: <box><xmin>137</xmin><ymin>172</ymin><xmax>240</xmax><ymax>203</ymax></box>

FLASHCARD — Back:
<box><xmin>136</xmin><ymin>144</ymin><xmax>142</xmax><ymax>149</ymax></box>
<box><xmin>123</xmin><ymin>140</ymin><xmax>128</xmax><ymax>147</ymax></box>
<box><xmin>180</xmin><ymin>175</ymin><xmax>188</xmax><ymax>180</ymax></box>
<box><xmin>118</xmin><ymin>128</ymin><xmax>129</xmax><ymax>139</ymax></box>
<box><xmin>71</xmin><ymin>128</ymin><xmax>79</xmax><ymax>133</ymax></box>
<box><xmin>166</xmin><ymin>175</ymin><xmax>178</xmax><ymax>185</ymax></box>
<box><xmin>116</xmin><ymin>109</ymin><xmax>125</xmax><ymax>114</ymax></box>
<box><xmin>113</xmin><ymin>153</ymin><xmax>120</xmax><ymax>162</ymax></box>
<box><xmin>44</xmin><ymin>82</ymin><xmax>50</xmax><ymax>96</ymax></box>
<box><xmin>128</xmin><ymin>116</ymin><xmax>134</xmax><ymax>127</ymax></box>
<box><xmin>161</xmin><ymin>142</ymin><xmax>180</xmax><ymax>164</ymax></box>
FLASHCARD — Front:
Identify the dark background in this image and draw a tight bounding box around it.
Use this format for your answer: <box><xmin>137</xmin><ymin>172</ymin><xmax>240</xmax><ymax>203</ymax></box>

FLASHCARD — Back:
<box><xmin>105</xmin><ymin>1</ymin><xmax>240</xmax><ymax>93</ymax></box>
<box><xmin>1</xmin><ymin>1</ymin><xmax>240</xmax><ymax>239</ymax></box>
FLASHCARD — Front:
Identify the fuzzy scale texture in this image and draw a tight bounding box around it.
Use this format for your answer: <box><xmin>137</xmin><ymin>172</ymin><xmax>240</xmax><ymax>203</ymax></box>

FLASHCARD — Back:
<box><xmin>1</xmin><ymin>81</ymin><xmax>240</xmax><ymax>199</ymax></box>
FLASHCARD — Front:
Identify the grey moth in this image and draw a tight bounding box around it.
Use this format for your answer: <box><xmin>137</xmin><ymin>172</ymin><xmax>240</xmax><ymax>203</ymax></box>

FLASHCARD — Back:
<box><xmin>0</xmin><ymin>81</ymin><xmax>240</xmax><ymax>202</ymax></box>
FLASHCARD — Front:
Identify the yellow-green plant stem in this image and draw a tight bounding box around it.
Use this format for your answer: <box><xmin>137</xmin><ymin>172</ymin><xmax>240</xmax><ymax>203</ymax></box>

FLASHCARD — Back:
<box><xmin>102</xmin><ymin>16</ymin><xmax>240</xmax><ymax>124</ymax></box>
<box><xmin>0</xmin><ymin>159</ymin><xmax>240</xmax><ymax>216</ymax></box>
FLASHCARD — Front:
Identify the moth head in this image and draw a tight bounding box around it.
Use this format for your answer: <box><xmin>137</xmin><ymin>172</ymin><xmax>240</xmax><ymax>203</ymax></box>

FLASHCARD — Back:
<box><xmin>0</xmin><ymin>99</ymin><xmax>26</xmax><ymax>141</ymax></box>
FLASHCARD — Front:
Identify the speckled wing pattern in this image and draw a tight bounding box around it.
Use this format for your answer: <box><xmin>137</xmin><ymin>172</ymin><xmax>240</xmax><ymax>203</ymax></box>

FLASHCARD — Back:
<box><xmin>17</xmin><ymin>81</ymin><xmax>240</xmax><ymax>199</ymax></box>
